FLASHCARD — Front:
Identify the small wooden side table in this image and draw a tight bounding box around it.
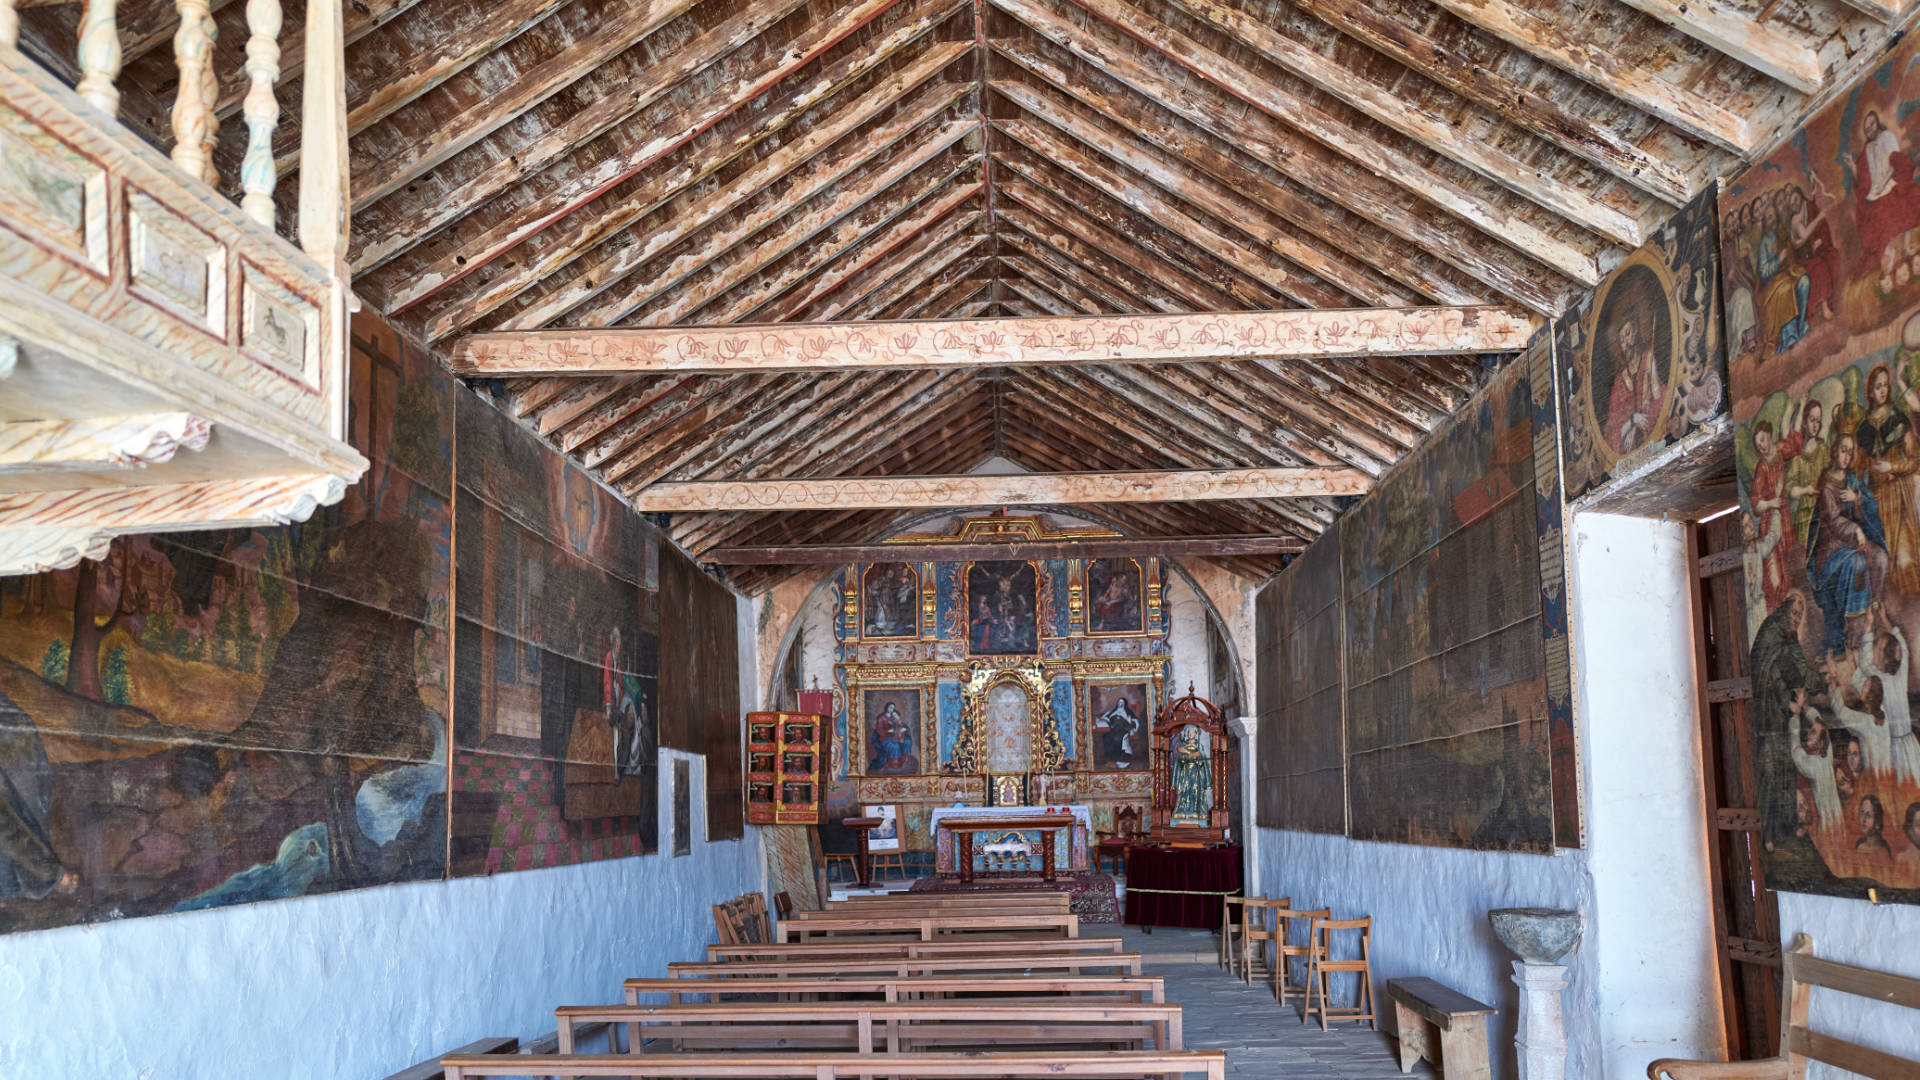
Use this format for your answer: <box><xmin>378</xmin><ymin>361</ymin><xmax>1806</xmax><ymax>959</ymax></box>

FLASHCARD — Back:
<box><xmin>842</xmin><ymin>816</ymin><xmax>884</xmax><ymax>888</ymax></box>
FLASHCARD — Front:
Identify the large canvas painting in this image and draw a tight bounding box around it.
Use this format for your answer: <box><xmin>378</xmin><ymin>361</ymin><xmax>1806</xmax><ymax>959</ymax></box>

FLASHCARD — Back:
<box><xmin>1557</xmin><ymin>186</ymin><xmax>1728</xmax><ymax>501</ymax></box>
<box><xmin>0</xmin><ymin>312</ymin><xmax>450</xmax><ymax>932</ymax></box>
<box><xmin>1255</xmin><ymin>533</ymin><xmax>1347</xmax><ymax>836</ymax></box>
<box><xmin>1086</xmin><ymin>558</ymin><xmax>1144</xmax><ymax>635</ymax></box>
<box><xmin>451</xmin><ymin>388</ymin><xmax>659</xmax><ymax>875</ymax></box>
<box><xmin>1727</xmin><ymin>35</ymin><xmax>1920</xmax><ymax>903</ymax></box>
<box><xmin>862</xmin><ymin>563</ymin><xmax>919</xmax><ymax>639</ymax></box>
<box><xmin>1087</xmin><ymin>681</ymin><xmax>1149</xmax><ymax>771</ymax></box>
<box><xmin>1340</xmin><ymin>358</ymin><xmax>1555</xmax><ymax>853</ymax></box>
<box><xmin>966</xmin><ymin>561</ymin><xmax>1038</xmax><ymax>655</ymax></box>
<box><xmin>862</xmin><ymin>688</ymin><xmax>922</xmax><ymax>775</ymax></box>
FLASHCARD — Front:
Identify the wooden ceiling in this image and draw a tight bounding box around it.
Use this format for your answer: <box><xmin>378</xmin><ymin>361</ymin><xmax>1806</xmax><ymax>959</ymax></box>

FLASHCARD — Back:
<box><xmin>17</xmin><ymin>0</ymin><xmax>1908</xmax><ymax>590</ymax></box>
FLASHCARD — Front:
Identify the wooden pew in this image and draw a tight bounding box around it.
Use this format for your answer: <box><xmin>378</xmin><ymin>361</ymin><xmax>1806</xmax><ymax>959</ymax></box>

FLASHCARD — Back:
<box><xmin>440</xmin><ymin>1050</ymin><xmax>1228</xmax><ymax>1079</ymax></box>
<box><xmin>553</xmin><ymin>1000</ymin><xmax>1185</xmax><ymax>1055</ymax></box>
<box><xmin>381</xmin><ymin>1037</ymin><xmax>517</xmax><ymax>1080</ymax></box>
<box><xmin>707</xmin><ymin>936</ymin><xmax>1122</xmax><ymax>962</ymax></box>
<box><xmin>623</xmin><ymin>974</ymin><xmax>1166</xmax><ymax>1005</ymax></box>
<box><xmin>822</xmin><ymin>893</ymin><xmax>1072</xmax><ymax>910</ymax></box>
<box><xmin>797</xmin><ymin>899</ymin><xmax>1071</xmax><ymax>919</ymax></box>
<box><xmin>776</xmin><ymin>913</ymin><xmax>1078</xmax><ymax>941</ymax></box>
<box><xmin>669</xmin><ymin>953</ymin><xmax>1146</xmax><ymax>979</ymax></box>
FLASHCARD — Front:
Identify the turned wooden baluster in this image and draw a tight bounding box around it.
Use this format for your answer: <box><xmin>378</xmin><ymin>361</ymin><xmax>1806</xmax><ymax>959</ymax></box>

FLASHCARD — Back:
<box><xmin>76</xmin><ymin>0</ymin><xmax>120</xmax><ymax>115</ymax></box>
<box><xmin>1</xmin><ymin>0</ymin><xmax>19</xmax><ymax>51</ymax></box>
<box><xmin>239</xmin><ymin>0</ymin><xmax>280</xmax><ymax>226</ymax></box>
<box><xmin>170</xmin><ymin>0</ymin><xmax>215</xmax><ymax>183</ymax></box>
<box><xmin>299</xmin><ymin>0</ymin><xmax>349</xmax><ymax>441</ymax></box>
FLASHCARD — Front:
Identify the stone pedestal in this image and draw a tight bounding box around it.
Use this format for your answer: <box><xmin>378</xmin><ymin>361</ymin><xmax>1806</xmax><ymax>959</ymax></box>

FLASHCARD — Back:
<box><xmin>1512</xmin><ymin>960</ymin><xmax>1570</xmax><ymax>1080</ymax></box>
<box><xmin>1228</xmin><ymin>715</ymin><xmax>1258</xmax><ymax>895</ymax></box>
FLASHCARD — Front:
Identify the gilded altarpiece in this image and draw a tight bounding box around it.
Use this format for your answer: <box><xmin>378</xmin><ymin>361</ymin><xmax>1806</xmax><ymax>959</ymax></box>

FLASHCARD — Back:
<box><xmin>823</xmin><ymin>517</ymin><xmax>1171</xmax><ymax>857</ymax></box>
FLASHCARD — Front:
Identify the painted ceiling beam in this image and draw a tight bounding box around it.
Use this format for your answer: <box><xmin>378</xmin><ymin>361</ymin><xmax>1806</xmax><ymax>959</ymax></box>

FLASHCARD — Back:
<box><xmin>448</xmin><ymin>306</ymin><xmax>1538</xmax><ymax>375</ymax></box>
<box><xmin>625</xmin><ymin>467</ymin><xmax>1371</xmax><ymax>511</ymax></box>
<box><xmin>1609</xmin><ymin>0</ymin><xmax>1823</xmax><ymax>95</ymax></box>
<box><xmin>705</xmin><ymin>534</ymin><xmax>1308</xmax><ymax>564</ymax></box>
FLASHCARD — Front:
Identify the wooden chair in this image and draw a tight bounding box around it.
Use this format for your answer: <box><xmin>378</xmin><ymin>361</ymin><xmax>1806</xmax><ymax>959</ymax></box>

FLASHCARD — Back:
<box><xmin>1648</xmin><ymin>933</ymin><xmax>1920</xmax><ymax>1080</ymax></box>
<box><xmin>1304</xmin><ymin>915</ymin><xmax>1376</xmax><ymax>1030</ymax></box>
<box><xmin>1096</xmin><ymin>805</ymin><xmax>1142</xmax><ymax>876</ymax></box>
<box><xmin>1272</xmin><ymin>906</ymin><xmax>1329</xmax><ymax>1011</ymax></box>
<box><xmin>1238</xmin><ymin>897</ymin><xmax>1290</xmax><ymax>985</ymax></box>
<box><xmin>1220</xmin><ymin>895</ymin><xmax>1245</xmax><ymax>974</ymax></box>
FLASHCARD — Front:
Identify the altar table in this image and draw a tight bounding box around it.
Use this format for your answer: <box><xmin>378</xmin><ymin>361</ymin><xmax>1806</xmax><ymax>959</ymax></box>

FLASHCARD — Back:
<box><xmin>935</xmin><ymin>813</ymin><xmax>1076</xmax><ymax>883</ymax></box>
<box><xmin>1123</xmin><ymin>845</ymin><xmax>1243</xmax><ymax>930</ymax></box>
<box><xmin>930</xmin><ymin>804</ymin><xmax>1092</xmax><ymax>874</ymax></box>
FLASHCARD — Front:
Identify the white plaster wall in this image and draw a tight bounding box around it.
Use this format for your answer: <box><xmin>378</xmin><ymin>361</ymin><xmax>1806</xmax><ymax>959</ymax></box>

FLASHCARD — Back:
<box><xmin>0</xmin><ymin>770</ymin><xmax>762</xmax><ymax>1079</ymax></box>
<box><xmin>1165</xmin><ymin>573</ymin><xmax>1210</xmax><ymax>699</ymax></box>
<box><xmin>1571</xmin><ymin>512</ymin><xmax>1725</xmax><ymax>1074</ymax></box>
<box><xmin>1257</xmin><ymin>831</ymin><xmax>1598</xmax><ymax>1080</ymax></box>
<box><xmin>1777</xmin><ymin>893</ymin><xmax>1920</xmax><ymax>1075</ymax></box>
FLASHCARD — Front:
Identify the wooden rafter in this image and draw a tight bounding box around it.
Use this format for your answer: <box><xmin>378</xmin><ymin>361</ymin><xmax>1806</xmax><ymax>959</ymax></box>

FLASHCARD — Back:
<box><xmin>626</xmin><ymin>466</ymin><xmax>1369</xmax><ymax>511</ymax></box>
<box><xmin>449</xmin><ymin>306</ymin><xmax>1536</xmax><ymax>375</ymax></box>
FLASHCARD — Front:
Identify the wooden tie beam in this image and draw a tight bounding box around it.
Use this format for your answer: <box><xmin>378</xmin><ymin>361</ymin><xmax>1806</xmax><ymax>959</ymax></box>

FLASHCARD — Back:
<box><xmin>705</xmin><ymin>534</ymin><xmax>1307</xmax><ymax>564</ymax></box>
<box><xmin>627</xmin><ymin>468</ymin><xmax>1368</xmax><ymax>510</ymax></box>
<box><xmin>447</xmin><ymin>307</ymin><xmax>1538</xmax><ymax>375</ymax></box>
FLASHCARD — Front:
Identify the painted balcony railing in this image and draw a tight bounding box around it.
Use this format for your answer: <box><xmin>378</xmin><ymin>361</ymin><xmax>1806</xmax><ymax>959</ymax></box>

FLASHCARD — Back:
<box><xmin>0</xmin><ymin>0</ymin><xmax>366</xmax><ymax>574</ymax></box>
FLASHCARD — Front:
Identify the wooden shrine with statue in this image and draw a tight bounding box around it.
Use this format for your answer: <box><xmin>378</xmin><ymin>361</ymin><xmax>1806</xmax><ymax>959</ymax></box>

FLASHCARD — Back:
<box><xmin>1147</xmin><ymin>686</ymin><xmax>1233</xmax><ymax>845</ymax></box>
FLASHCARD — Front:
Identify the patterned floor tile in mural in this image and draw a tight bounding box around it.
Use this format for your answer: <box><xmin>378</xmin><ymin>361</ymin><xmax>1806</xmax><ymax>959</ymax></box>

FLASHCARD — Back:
<box><xmin>453</xmin><ymin>752</ymin><xmax>645</xmax><ymax>874</ymax></box>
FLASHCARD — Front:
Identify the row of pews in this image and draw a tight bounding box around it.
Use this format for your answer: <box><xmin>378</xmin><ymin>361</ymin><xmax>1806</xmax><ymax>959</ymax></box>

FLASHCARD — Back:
<box><xmin>423</xmin><ymin>890</ymin><xmax>1226</xmax><ymax>1078</ymax></box>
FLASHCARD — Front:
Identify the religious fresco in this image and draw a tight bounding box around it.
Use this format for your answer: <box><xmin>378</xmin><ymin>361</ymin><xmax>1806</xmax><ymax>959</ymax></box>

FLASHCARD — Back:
<box><xmin>1087</xmin><ymin>681</ymin><xmax>1150</xmax><ymax>771</ymax></box>
<box><xmin>1254</xmin><ymin>532</ymin><xmax>1347</xmax><ymax>836</ymax></box>
<box><xmin>966</xmin><ymin>561</ymin><xmax>1039</xmax><ymax>655</ymax></box>
<box><xmin>1086</xmin><ymin>558</ymin><xmax>1144</xmax><ymax>635</ymax></box>
<box><xmin>450</xmin><ymin>388</ymin><xmax>659</xmax><ymax>875</ymax></box>
<box><xmin>1340</xmin><ymin>357</ymin><xmax>1556</xmax><ymax>854</ymax></box>
<box><xmin>1727</xmin><ymin>36</ymin><xmax>1920</xmax><ymax>904</ymax></box>
<box><xmin>1556</xmin><ymin>186</ymin><xmax>1727</xmax><ymax>501</ymax></box>
<box><xmin>0</xmin><ymin>313</ymin><xmax>451</xmax><ymax>933</ymax></box>
<box><xmin>861</xmin><ymin>688</ymin><xmax>923</xmax><ymax>776</ymax></box>
<box><xmin>862</xmin><ymin>563</ymin><xmax>919</xmax><ymax>639</ymax></box>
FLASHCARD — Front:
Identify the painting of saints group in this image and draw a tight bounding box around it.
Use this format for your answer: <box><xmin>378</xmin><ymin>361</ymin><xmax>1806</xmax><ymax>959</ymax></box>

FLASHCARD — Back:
<box><xmin>1731</xmin><ymin>33</ymin><xmax>1920</xmax><ymax>901</ymax></box>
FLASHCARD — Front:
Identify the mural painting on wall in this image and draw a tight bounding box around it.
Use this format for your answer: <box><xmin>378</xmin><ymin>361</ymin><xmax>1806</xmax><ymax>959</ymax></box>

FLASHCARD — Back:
<box><xmin>1341</xmin><ymin>358</ymin><xmax>1556</xmax><ymax>854</ymax></box>
<box><xmin>1086</xmin><ymin>558</ymin><xmax>1144</xmax><ymax>635</ymax></box>
<box><xmin>1727</xmin><ymin>36</ymin><xmax>1920</xmax><ymax>903</ymax></box>
<box><xmin>451</xmin><ymin>388</ymin><xmax>660</xmax><ymax>876</ymax></box>
<box><xmin>0</xmin><ymin>314</ymin><xmax>451</xmax><ymax>933</ymax></box>
<box><xmin>1557</xmin><ymin>186</ymin><xmax>1728</xmax><ymax>500</ymax></box>
<box><xmin>862</xmin><ymin>563</ymin><xmax>919</xmax><ymax>639</ymax></box>
<box><xmin>1088</xmin><ymin>681</ymin><xmax>1150</xmax><ymax>771</ymax></box>
<box><xmin>966</xmin><ymin>561</ymin><xmax>1038</xmax><ymax>654</ymax></box>
<box><xmin>862</xmin><ymin>688</ymin><xmax>923</xmax><ymax>775</ymax></box>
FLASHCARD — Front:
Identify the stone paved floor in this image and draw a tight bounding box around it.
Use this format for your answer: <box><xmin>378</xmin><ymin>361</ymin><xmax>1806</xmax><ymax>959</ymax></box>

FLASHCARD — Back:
<box><xmin>1114</xmin><ymin>926</ymin><xmax>1431</xmax><ymax>1079</ymax></box>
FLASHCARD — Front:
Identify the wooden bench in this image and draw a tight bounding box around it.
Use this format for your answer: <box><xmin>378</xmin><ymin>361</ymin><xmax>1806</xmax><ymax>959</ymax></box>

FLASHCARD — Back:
<box><xmin>670</xmin><ymin>953</ymin><xmax>1146</xmax><ymax>979</ymax></box>
<box><xmin>775</xmin><ymin>913</ymin><xmax>1078</xmax><ymax>941</ymax></box>
<box><xmin>799</xmin><ymin>899</ymin><xmax>1071</xmax><ymax>919</ymax></box>
<box><xmin>554</xmin><ymin>1000</ymin><xmax>1184</xmax><ymax>1055</ymax></box>
<box><xmin>822</xmin><ymin>893</ymin><xmax>1072</xmax><ymax>911</ymax></box>
<box><xmin>707</xmin><ymin>936</ymin><xmax>1122</xmax><ymax>962</ymax></box>
<box><xmin>440</xmin><ymin>1050</ymin><xmax>1227</xmax><ymax>1079</ymax></box>
<box><xmin>1648</xmin><ymin>933</ymin><xmax>1920</xmax><ymax>1080</ymax></box>
<box><xmin>624</xmin><ymin>974</ymin><xmax>1165</xmax><ymax>1004</ymax></box>
<box><xmin>1386</xmin><ymin>977</ymin><xmax>1495</xmax><ymax>1080</ymax></box>
<box><xmin>381</xmin><ymin>1037</ymin><xmax>517</xmax><ymax>1080</ymax></box>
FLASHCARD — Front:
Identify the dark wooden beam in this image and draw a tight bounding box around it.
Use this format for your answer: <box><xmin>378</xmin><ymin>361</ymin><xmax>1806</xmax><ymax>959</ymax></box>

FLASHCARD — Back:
<box><xmin>705</xmin><ymin>534</ymin><xmax>1307</xmax><ymax>564</ymax></box>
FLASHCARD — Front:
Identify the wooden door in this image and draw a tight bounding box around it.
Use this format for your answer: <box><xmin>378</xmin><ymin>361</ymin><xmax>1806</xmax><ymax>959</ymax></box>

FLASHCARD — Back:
<box><xmin>1690</xmin><ymin>515</ymin><xmax>1783</xmax><ymax>1059</ymax></box>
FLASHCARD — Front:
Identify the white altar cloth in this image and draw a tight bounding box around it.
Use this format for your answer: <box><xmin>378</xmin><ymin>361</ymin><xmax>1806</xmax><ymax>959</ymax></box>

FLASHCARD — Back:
<box><xmin>931</xmin><ymin>804</ymin><xmax>1092</xmax><ymax>872</ymax></box>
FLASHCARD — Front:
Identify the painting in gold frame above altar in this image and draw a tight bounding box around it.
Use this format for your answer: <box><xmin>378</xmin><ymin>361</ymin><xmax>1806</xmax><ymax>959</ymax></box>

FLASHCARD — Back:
<box><xmin>1088</xmin><ymin>681</ymin><xmax>1151</xmax><ymax>772</ymax></box>
<box><xmin>862</xmin><ymin>563</ymin><xmax>920</xmax><ymax>639</ymax></box>
<box><xmin>861</xmin><ymin>687</ymin><xmax>924</xmax><ymax>776</ymax></box>
<box><xmin>966</xmin><ymin>561</ymin><xmax>1039</xmax><ymax>655</ymax></box>
<box><xmin>1086</xmin><ymin>558</ymin><xmax>1145</xmax><ymax>635</ymax></box>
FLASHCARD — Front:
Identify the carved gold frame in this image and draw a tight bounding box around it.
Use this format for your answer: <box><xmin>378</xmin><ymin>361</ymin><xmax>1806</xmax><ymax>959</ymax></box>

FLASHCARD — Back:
<box><xmin>844</xmin><ymin>665</ymin><xmax>940</xmax><ymax>778</ymax></box>
<box><xmin>1083</xmin><ymin>556</ymin><xmax>1146</xmax><ymax>637</ymax></box>
<box><xmin>859</xmin><ymin>561</ymin><xmax>921</xmax><ymax>640</ymax></box>
<box><xmin>952</xmin><ymin>660</ymin><xmax>1065</xmax><ymax>775</ymax></box>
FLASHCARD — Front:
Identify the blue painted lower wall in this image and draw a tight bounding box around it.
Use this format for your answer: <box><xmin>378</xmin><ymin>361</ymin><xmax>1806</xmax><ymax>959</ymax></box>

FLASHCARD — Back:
<box><xmin>0</xmin><ymin>760</ymin><xmax>762</xmax><ymax>1079</ymax></box>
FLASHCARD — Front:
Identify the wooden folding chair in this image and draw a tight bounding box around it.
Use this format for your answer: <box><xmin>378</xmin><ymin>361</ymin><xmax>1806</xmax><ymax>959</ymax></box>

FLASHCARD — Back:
<box><xmin>1219</xmin><ymin>896</ymin><xmax>1245</xmax><ymax>974</ymax></box>
<box><xmin>1238</xmin><ymin>898</ymin><xmax>1289</xmax><ymax>985</ymax></box>
<box><xmin>1304</xmin><ymin>915</ymin><xmax>1376</xmax><ymax>1030</ymax></box>
<box><xmin>1271</xmin><ymin>906</ymin><xmax>1328</xmax><ymax>1011</ymax></box>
